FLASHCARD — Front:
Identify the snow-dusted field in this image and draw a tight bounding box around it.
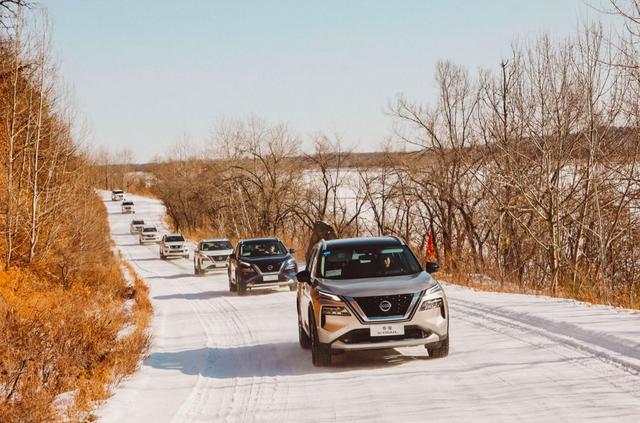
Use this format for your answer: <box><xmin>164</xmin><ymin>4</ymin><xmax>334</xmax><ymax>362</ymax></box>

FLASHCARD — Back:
<box><xmin>97</xmin><ymin>192</ymin><xmax>640</xmax><ymax>423</ymax></box>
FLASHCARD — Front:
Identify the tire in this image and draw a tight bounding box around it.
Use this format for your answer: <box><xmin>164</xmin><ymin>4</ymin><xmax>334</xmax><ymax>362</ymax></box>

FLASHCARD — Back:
<box><xmin>310</xmin><ymin>310</ymin><xmax>331</xmax><ymax>366</ymax></box>
<box><xmin>298</xmin><ymin>303</ymin><xmax>311</xmax><ymax>349</ymax></box>
<box><xmin>237</xmin><ymin>273</ymin><xmax>247</xmax><ymax>296</ymax></box>
<box><xmin>427</xmin><ymin>335</ymin><xmax>449</xmax><ymax>358</ymax></box>
<box><xmin>228</xmin><ymin>270</ymin><xmax>237</xmax><ymax>292</ymax></box>
<box><xmin>160</xmin><ymin>251</ymin><xmax>166</xmax><ymax>260</ymax></box>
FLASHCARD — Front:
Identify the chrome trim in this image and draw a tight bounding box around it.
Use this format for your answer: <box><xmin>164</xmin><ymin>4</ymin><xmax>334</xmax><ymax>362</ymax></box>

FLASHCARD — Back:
<box><xmin>343</xmin><ymin>291</ymin><xmax>424</xmax><ymax>323</ymax></box>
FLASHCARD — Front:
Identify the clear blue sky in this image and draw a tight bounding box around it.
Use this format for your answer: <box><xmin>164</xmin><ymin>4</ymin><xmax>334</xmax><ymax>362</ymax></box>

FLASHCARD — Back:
<box><xmin>43</xmin><ymin>0</ymin><xmax>605</xmax><ymax>162</ymax></box>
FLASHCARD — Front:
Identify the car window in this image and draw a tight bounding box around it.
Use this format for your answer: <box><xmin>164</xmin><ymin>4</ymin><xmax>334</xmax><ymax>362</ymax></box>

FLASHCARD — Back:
<box><xmin>142</xmin><ymin>227</ymin><xmax>156</xmax><ymax>233</ymax></box>
<box><xmin>132</xmin><ymin>220</ymin><xmax>144</xmax><ymax>225</ymax></box>
<box><xmin>319</xmin><ymin>245</ymin><xmax>421</xmax><ymax>280</ymax></box>
<box><xmin>308</xmin><ymin>246</ymin><xmax>318</xmax><ymax>276</ymax></box>
<box><xmin>166</xmin><ymin>235</ymin><xmax>185</xmax><ymax>243</ymax></box>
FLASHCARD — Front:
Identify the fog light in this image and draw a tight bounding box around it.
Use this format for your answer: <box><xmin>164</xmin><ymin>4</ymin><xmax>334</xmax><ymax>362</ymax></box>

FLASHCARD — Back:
<box><xmin>420</xmin><ymin>298</ymin><xmax>443</xmax><ymax>311</ymax></box>
<box><xmin>321</xmin><ymin>305</ymin><xmax>351</xmax><ymax>316</ymax></box>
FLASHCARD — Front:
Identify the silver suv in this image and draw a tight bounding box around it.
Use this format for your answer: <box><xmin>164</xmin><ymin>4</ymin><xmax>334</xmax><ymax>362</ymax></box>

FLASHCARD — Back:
<box><xmin>296</xmin><ymin>236</ymin><xmax>449</xmax><ymax>366</ymax></box>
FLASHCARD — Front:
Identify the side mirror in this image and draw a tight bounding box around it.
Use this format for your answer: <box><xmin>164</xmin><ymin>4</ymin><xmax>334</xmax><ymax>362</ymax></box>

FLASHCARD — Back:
<box><xmin>425</xmin><ymin>261</ymin><xmax>439</xmax><ymax>274</ymax></box>
<box><xmin>289</xmin><ymin>248</ymin><xmax>296</xmax><ymax>254</ymax></box>
<box><xmin>296</xmin><ymin>270</ymin><xmax>310</xmax><ymax>284</ymax></box>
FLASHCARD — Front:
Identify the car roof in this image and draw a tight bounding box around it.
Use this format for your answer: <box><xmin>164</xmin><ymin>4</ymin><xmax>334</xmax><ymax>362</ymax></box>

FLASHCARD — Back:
<box><xmin>321</xmin><ymin>236</ymin><xmax>404</xmax><ymax>249</ymax></box>
<box><xmin>238</xmin><ymin>237</ymin><xmax>280</xmax><ymax>244</ymax></box>
<box><xmin>200</xmin><ymin>238</ymin><xmax>230</xmax><ymax>243</ymax></box>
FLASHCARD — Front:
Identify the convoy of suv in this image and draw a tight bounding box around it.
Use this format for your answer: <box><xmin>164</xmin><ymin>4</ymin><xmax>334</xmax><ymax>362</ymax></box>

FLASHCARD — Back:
<box><xmin>114</xmin><ymin>190</ymin><xmax>449</xmax><ymax>367</ymax></box>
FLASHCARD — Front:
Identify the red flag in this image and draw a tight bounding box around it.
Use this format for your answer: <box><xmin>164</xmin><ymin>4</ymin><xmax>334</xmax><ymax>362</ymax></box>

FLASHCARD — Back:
<box><xmin>426</xmin><ymin>231</ymin><xmax>435</xmax><ymax>259</ymax></box>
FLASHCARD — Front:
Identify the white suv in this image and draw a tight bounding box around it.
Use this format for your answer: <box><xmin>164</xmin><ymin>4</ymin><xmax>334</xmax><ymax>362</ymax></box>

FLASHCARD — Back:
<box><xmin>130</xmin><ymin>219</ymin><xmax>145</xmax><ymax>234</ymax></box>
<box><xmin>139</xmin><ymin>225</ymin><xmax>160</xmax><ymax>244</ymax></box>
<box><xmin>111</xmin><ymin>189</ymin><xmax>125</xmax><ymax>201</ymax></box>
<box><xmin>160</xmin><ymin>234</ymin><xmax>189</xmax><ymax>260</ymax></box>
<box><xmin>121</xmin><ymin>200</ymin><xmax>135</xmax><ymax>214</ymax></box>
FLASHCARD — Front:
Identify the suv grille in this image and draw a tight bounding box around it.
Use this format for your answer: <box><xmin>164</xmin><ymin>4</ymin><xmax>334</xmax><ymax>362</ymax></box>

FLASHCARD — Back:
<box><xmin>212</xmin><ymin>255</ymin><xmax>228</xmax><ymax>262</ymax></box>
<box><xmin>256</xmin><ymin>260</ymin><xmax>282</xmax><ymax>273</ymax></box>
<box><xmin>338</xmin><ymin>326</ymin><xmax>429</xmax><ymax>345</ymax></box>
<box><xmin>354</xmin><ymin>293</ymin><xmax>414</xmax><ymax>318</ymax></box>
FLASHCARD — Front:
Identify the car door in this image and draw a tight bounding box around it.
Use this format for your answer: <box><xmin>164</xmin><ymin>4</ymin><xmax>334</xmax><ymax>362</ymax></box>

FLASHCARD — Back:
<box><xmin>301</xmin><ymin>245</ymin><xmax>319</xmax><ymax>330</ymax></box>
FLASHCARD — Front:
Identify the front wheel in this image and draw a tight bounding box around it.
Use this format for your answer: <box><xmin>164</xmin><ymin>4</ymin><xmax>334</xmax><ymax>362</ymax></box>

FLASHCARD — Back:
<box><xmin>237</xmin><ymin>274</ymin><xmax>247</xmax><ymax>296</ymax></box>
<box><xmin>160</xmin><ymin>251</ymin><xmax>166</xmax><ymax>260</ymax></box>
<box><xmin>310</xmin><ymin>311</ymin><xmax>331</xmax><ymax>366</ymax></box>
<box><xmin>427</xmin><ymin>335</ymin><xmax>449</xmax><ymax>358</ymax></box>
<box><xmin>298</xmin><ymin>305</ymin><xmax>311</xmax><ymax>349</ymax></box>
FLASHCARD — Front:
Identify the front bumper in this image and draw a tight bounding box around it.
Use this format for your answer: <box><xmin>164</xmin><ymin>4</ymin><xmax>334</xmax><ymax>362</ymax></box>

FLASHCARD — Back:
<box><xmin>317</xmin><ymin>291</ymin><xmax>449</xmax><ymax>351</ymax></box>
<box><xmin>163</xmin><ymin>248</ymin><xmax>189</xmax><ymax>257</ymax></box>
<box><xmin>201</xmin><ymin>259</ymin><xmax>229</xmax><ymax>270</ymax></box>
<box><xmin>240</xmin><ymin>270</ymin><xmax>297</xmax><ymax>290</ymax></box>
<box><xmin>140</xmin><ymin>236</ymin><xmax>160</xmax><ymax>243</ymax></box>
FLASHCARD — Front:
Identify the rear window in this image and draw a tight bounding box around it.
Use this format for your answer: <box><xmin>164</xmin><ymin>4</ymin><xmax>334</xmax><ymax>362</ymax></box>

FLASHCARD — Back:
<box><xmin>143</xmin><ymin>227</ymin><xmax>157</xmax><ymax>233</ymax></box>
<box><xmin>318</xmin><ymin>245</ymin><xmax>421</xmax><ymax>280</ymax></box>
<box><xmin>200</xmin><ymin>241</ymin><xmax>232</xmax><ymax>251</ymax></box>
<box><xmin>166</xmin><ymin>235</ymin><xmax>185</xmax><ymax>243</ymax></box>
<box><xmin>132</xmin><ymin>220</ymin><xmax>144</xmax><ymax>225</ymax></box>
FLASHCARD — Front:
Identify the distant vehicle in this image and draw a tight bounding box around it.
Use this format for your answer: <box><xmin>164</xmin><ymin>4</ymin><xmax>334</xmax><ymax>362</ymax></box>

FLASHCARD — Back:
<box><xmin>160</xmin><ymin>233</ymin><xmax>189</xmax><ymax>260</ymax></box>
<box><xmin>228</xmin><ymin>237</ymin><xmax>297</xmax><ymax>295</ymax></box>
<box><xmin>121</xmin><ymin>200</ymin><xmax>135</xmax><ymax>214</ymax></box>
<box><xmin>296</xmin><ymin>236</ymin><xmax>449</xmax><ymax>366</ymax></box>
<box><xmin>139</xmin><ymin>225</ymin><xmax>160</xmax><ymax>244</ymax></box>
<box><xmin>194</xmin><ymin>238</ymin><xmax>233</xmax><ymax>275</ymax></box>
<box><xmin>111</xmin><ymin>189</ymin><xmax>125</xmax><ymax>201</ymax></box>
<box><xmin>129</xmin><ymin>219</ymin><xmax>145</xmax><ymax>234</ymax></box>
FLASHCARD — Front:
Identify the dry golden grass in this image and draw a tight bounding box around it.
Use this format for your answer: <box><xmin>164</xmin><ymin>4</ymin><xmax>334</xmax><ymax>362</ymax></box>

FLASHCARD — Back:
<box><xmin>0</xmin><ymin>195</ymin><xmax>153</xmax><ymax>423</ymax></box>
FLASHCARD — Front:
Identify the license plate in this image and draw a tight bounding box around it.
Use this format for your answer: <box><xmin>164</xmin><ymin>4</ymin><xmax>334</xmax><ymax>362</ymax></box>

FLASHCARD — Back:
<box><xmin>370</xmin><ymin>324</ymin><xmax>405</xmax><ymax>337</ymax></box>
<box><xmin>263</xmin><ymin>274</ymin><xmax>279</xmax><ymax>282</ymax></box>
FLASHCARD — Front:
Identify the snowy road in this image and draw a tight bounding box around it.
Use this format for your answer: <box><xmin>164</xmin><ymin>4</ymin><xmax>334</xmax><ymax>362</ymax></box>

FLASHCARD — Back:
<box><xmin>97</xmin><ymin>193</ymin><xmax>640</xmax><ymax>423</ymax></box>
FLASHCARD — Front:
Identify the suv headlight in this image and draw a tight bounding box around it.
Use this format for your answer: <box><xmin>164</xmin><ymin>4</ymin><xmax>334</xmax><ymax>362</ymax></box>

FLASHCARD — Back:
<box><xmin>420</xmin><ymin>298</ymin><xmax>443</xmax><ymax>311</ymax></box>
<box><xmin>317</xmin><ymin>289</ymin><xmax>342</xmax><ymax>302</ymax></box>
<box><xmin>425</xmin><ymin>281</ymin><xmax>443</xmax><ymax>295</ymax></box>
<box><xmin>284</xmin><ymin>258</ymin><xmax>296</xmax><ymax>271</ymax></box>
<box><xmin>321</xmin><ymin>305</ymin><xmax>351</xmax><ymax>316</ymax></box>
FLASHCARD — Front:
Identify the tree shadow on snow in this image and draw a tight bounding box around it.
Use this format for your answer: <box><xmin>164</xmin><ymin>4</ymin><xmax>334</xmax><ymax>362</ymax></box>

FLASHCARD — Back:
<box><xmin>145</xmin><ymin>342</ymin><xmax>432</xmax><ymax>378</ymax></box>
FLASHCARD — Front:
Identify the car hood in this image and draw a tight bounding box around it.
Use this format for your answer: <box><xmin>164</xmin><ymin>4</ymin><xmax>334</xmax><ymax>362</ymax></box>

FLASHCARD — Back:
<box><xmin>200</xmin><ymin>249</ymin><xmax>233</xmax><ymax>257</ymax></box>
<box><xmin>318</xmin><ymin>272</ymin><xmax>435</xmax><ymax>297</ymax></box>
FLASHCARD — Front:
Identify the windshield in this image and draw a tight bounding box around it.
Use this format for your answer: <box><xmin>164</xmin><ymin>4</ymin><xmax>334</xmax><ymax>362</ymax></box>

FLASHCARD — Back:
<box><xmin>132</xmin><ymin>220</ymin><xmax>144</xmax><ymax>225</ymax></box>
<box><xmin>318</xmin><ymin>245</ymin><xmax>422</xmax><ymax>280</ymax></box>
<box><xmin>113</xmin><ymin>190</ymin><xmax>123</xmax><ymax>194</ymax></box>
<box><xmin>166</xmin><ymin>235</ymin><xmax>185</xmax><ymax>243</ymax></box>
<box><xmin>122</xmin><ymin>201</ymin><xmax>133</xmax><ymax>206</ymax></box>
<box><xmin>142</xmin><ymin>227</ymin><xmax>157</xmax><ymax>233</ymax></box>
<box><xmin>200</xmin><ymin>241</ymin><xmax>232</xmax><ymax>251</ymax></box>
<box><xmin>240</xmin><ymin>240</ymin><xmax>287</xmax><ymax>257</ymax></box>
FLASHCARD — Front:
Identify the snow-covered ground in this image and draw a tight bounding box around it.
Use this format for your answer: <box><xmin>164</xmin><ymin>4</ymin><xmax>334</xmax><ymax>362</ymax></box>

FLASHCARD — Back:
<box><xmin>97</xmin><ymin>192</ymin><xmax>640</xmax><ymax>423</ymax></box>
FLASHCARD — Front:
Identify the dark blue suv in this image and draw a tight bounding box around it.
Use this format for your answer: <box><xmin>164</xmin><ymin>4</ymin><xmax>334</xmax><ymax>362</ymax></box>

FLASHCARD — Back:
<box><xmin>228</xmin><ymin>237</ymin><xmax>298</xmax><ymax>295</ymax></box>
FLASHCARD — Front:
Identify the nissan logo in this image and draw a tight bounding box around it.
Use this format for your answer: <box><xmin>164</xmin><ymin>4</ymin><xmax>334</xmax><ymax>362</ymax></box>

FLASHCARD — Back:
<box><xmin>267</xmin><ymin>265</ymin><xmax>274</xmax><ymax>271</ymax></box>
<box><xmin>379</xmin><ymin>300</ymin><xmax>392</xmax><ymax>312</ymax></box>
